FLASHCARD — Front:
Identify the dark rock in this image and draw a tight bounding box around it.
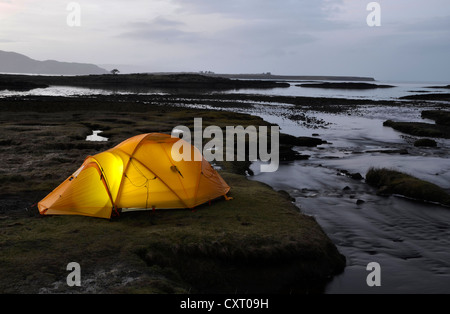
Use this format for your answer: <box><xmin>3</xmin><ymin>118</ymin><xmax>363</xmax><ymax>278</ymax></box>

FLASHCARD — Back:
<box><xmin>350</xmin><ymin>172</ymin><xmax>363</xmax><ymax>180</ymax></box>
<box><xmin>426</xmin><ymin>84</ymin><xmax>450</xmax><ymax>89</ymax></box>
<box><xmin>356</xmin><ymin>199</ymin><xmax>365</xmax><ymax>205</ymax></box>
<box><xmin>414</xmin><ymin>138</ymin><xmax>437</xmax><ymax>147</ymax></box>
<box><xmin>400</xmin><ymin>93</ymin><xmax>450</xmax><ymax>101</ymax></box>
<box><xmin>278</xmin><ymin>146</ymin><xmax>309</xmax><ymax>162</ymax></box>
<box><xmin>278</xmin><ymin>133</ymin><xmax>326</xmax><ymax>162</ymax></box>
<box><xmin>365</xmin><ymin>147</ymin><xmax>409</xmax><ymax>154</ymax></box>
<box><xmin>279</xmin><ymin>133</ymin><xmax>327</xmax><ymax>147</ymax></box>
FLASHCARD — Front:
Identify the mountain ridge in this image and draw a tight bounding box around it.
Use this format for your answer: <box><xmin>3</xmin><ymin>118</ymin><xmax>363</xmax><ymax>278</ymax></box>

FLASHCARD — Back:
<box><xmin>0</xmin><ymin>50</ymin><xmax>108</xmax><ymax>75</ymax></box>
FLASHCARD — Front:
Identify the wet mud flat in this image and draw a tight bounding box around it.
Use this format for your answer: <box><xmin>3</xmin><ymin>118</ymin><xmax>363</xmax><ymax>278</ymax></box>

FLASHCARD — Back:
<box><xmin>0</xmin><ymin>94</ymin><xmax>345</xmax><ymax>294</ymax></box>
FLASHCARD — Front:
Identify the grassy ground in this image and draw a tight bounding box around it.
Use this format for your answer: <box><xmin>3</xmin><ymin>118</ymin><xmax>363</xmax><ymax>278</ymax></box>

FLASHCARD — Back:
<box><xmin>0</xmin><ymin>96</ymin><xmax>345</xmax><ymax>293</ymax></box>
<box><xmin>1</xmin><ymin>172</ymin><xmax>344</xmax><ymax>294</ymax></box>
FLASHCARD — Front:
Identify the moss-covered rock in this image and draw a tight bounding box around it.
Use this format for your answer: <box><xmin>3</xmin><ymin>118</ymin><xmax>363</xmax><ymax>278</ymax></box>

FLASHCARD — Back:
<box><xmin>421</xmin><ymin>110</ymin><xmax>450</xmax><ymax>126</ymax></box>
<box><xmin>383</xmin><ymin>120</ymin><xmax>450</xmax><ymax>139</ymax></box>
<box><xmin>366</xmin><ymin>168</ymin><xmax>450</xmax><ymax>207</ymax></box>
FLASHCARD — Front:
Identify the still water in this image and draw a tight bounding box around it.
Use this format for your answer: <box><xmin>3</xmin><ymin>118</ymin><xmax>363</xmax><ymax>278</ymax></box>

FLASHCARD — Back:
<box><xmin>221</xmin><ymin>80</ymin><xmax>449</xmax><ymax>100</ymax></box>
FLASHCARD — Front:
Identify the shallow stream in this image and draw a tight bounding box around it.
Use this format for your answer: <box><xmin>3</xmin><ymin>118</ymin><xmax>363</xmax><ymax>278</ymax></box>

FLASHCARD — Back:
<box><xmin>248</xmin><ymin>104</ymin><xmax>450</xmax><ymax>293</ymax></box>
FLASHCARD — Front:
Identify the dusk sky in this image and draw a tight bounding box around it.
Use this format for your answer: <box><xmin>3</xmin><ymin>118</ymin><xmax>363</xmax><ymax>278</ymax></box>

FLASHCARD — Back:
<box><xmin>0</xmin><ymin>0</ymin><xmax>449</xmax><ymax>82</ymax></box>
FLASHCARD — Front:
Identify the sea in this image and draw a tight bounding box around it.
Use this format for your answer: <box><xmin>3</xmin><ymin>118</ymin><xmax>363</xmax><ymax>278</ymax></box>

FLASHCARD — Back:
<box><xmin>2</xmin><ymin>79</ymin><xmax>450</xmax><ymax>293</ymax></box>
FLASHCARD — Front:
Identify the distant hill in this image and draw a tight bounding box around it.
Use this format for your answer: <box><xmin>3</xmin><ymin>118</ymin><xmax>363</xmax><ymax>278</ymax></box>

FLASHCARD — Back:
<box><xmin>0</xmin><ymin>50</ymin><xmax>108</xmax><ymax>75</ymax></box>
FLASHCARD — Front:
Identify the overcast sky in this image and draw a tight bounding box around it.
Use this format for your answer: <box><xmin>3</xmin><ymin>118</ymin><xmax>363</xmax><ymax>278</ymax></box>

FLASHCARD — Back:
<box><xmin>0</xmin><ymin>0</ymin><xmax>449</xmax><ymax>81</ymax></box>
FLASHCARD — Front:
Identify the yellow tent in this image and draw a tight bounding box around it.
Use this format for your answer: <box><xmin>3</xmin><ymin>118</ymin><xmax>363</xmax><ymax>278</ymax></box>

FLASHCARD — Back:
<box><xmin>38</xmin><ymin>133</ymin><xmax>231</xmax><ymax>219</ymax></box>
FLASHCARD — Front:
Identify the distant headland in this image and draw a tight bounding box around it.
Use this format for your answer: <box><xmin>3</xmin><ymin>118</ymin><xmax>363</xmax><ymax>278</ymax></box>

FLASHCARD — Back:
<box><xmin>0</xmin><ymin>50</ymin><xmax>108</xmax><ymax>75</ymax></box>
<box><xmin>200</xmin><ymin>72</ymin><xmax>376</xmax><ymax>82</ymax></box>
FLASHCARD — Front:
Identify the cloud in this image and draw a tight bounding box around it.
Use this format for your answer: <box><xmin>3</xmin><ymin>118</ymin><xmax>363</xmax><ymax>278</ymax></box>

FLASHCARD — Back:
<box><xmin>394</xmin><ymin>15</ymin><xmax>450</xmax><ymax>33</ymax></box>
<box><xmin>118</xmin><ymin>16</ymin><xmax>200</xmax><ymax>43</ymax></box>
<box><xmin>172</xmin><ymin>0</ymin><xmax>349</xmax><ymax>29</ymax></box>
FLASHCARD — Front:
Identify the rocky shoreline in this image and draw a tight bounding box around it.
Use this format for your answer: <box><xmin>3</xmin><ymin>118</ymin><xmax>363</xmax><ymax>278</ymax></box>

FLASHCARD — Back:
<box><xmin>0</xmin><ymin>79</ymin><xmax>48</xmax><ymax>91</ymax></box>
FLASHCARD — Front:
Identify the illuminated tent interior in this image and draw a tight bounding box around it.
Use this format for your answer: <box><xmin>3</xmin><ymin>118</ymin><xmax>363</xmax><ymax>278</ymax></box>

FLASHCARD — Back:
<box><xmin>38</xmin><ymin>133</ymin><xmax>231</xmax><ymax>219</ymax></box>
